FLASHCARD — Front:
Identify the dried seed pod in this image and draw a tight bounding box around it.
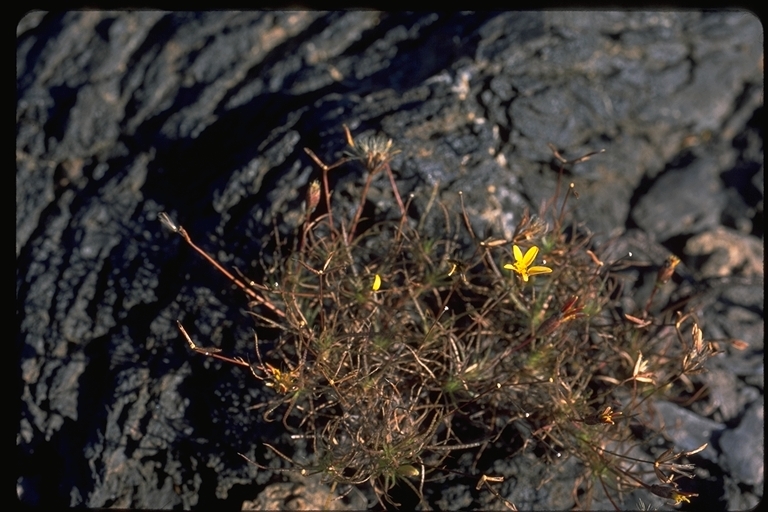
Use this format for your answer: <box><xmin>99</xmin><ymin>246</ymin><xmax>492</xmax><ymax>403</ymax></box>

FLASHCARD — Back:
<box><xmin>306</xmin><ymin>179</ymin><xmax>321</xmax><ymax>213</ymax></box>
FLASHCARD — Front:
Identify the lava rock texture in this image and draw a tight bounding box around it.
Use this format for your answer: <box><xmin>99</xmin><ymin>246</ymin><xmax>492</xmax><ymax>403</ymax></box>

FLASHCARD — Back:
<box><xmin>17</xmin><ymin>11</ymin><xmax>763</xmax><ymax>510</ymax></box>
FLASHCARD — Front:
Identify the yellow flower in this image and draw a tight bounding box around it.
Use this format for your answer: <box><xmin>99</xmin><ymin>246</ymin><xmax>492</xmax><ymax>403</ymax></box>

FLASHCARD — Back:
<box><xmin>597</xmin><ymin>406</ymin><xmax>623</xmax><ymax>425</ymax></box>
<box><xmin>649</xmin><ymin>484</ymin><xmax>698</xmax><ymax>505</ymax></box>
<box><xmin>265</xmin><ymin>363</ymin><xmax>298</xmax><ymax>394</ymax></box>
<box><xmin>583</xmin><ymin>405</ymin><xmax>623</xmax><ymax>425</ymax></box>
<box><xmin>504</xmin><ymin>245</ymin><xmax>553</xmax><ymax>282</ymax></box>
<box><xmin>372</xmin><ymin>274</ymin><xmax>382</xmax><ymax>291</ymax></box>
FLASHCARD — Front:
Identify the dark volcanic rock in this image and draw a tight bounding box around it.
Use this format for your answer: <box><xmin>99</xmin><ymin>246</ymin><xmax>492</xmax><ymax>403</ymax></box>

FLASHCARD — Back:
<box><xmin>720</xmin><ymin>401</ymin><xmax>764</xmax><ymax>486</ymax></box>
<box><xmin>16</xmin><ymin>10</ymin><xmax>763</xmax><ymax>510</ymax></box>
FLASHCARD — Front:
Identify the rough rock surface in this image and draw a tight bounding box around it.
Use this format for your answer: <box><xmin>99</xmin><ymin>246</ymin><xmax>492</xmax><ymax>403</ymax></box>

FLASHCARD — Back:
<box><xmin>17</xmin><ymin>11</ymin><xmax>762</xmax><ymax>510</ymax></box>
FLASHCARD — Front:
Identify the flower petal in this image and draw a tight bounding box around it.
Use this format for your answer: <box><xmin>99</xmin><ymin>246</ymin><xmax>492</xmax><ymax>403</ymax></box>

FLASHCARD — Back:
<box><xmin>527</xmin><ymin>266</ymin><xmax>552</xmax><ymax>276</ymax></box>
<box><xmin>503</xmin><ymin>264</ymin><xmax>516</xmax><ymax>270</ymax></box>
<box><xmin>522</xmin><ymin>246</ymin><xmax>539</xmax><ymax>266</ymax></box>
<box><xmin>513</xmin><ymin>244</ymin><xmax>524</xmax><ymax>262</ymax></box>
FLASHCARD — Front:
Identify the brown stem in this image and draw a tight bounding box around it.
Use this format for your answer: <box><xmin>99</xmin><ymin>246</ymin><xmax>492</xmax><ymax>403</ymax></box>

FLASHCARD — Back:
<box><xmin>347</xmin><ymin>170</ymin><xmax>376</xmax><ymax>245</ymax></box>
<box><xmin>174</xmin><ymin>225</ymin><xmax>284</xmax><ymax>317</ymax></box>
<box><xmin>384</xmin><ymin>162</ymin><xmax>406</xmax><ymax>219</ymax></box>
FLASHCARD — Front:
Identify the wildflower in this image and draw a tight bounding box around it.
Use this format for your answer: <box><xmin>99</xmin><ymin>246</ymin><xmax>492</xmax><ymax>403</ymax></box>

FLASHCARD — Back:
<box><xmin>265</xmin><ymin>363</ymin><xmax>298</xmax><ymax>394</ymax></box>
<box><xmin>596</xmin><ymin>406</ymin><xmax>623</xmax><ymax>425</ymax></box>
<box><xmin>670</xmin><ymin>490</ymin><xmax>696</xmax><ymax>505</ymax></box>
<box><xmin>372</xmin><ymin>274</ymin><xmax>382</xmax><ymax>291</ymax></box>
<box><xmin>649</xmin><ymin>484</ymin><xmax>698</xmax><ymax>505</ymax></box>
<box><xmin>584</xmin><ymin>405</ymin><xmax>623</xmax><ymax>425</ymax></box>
<box><xmin>504</xmin><ymin>245</ymin><xmax>553</xmax><ymax>282</ymax></box>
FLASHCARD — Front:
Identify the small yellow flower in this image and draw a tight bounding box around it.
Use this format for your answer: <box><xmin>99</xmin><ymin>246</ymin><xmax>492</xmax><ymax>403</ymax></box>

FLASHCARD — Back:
<box><xmin>265</xmin><ymin>363</ymin><xmax>298</xmax><ymax>394</ymax></box>
<box><xmin>583</xmin><ymin>405</ymin><xmax>623</xmax><ymax>425</ymax></box>
<box><xmin>372</xmin><ymin>274</ymin><xmax>382</xmax><ymax>291</ymax></box>
<box><xmin>671</xmin><ymin>490</ymin><xmax>694</xmax><ymax>505</ymax></box>
<box><xmin>649</xmin><ymin>484</ymin><xmax>698</xmax><ymax>505</ymax></box>
<box><xmin>597</xmin><ymin>406</ymin><xmax>623</xmax><ymax>425</ymax></box>
<box><xmin>504</xmin><ymin>245</ymin><xmax>553</xmax><ymax>282</ymax></box>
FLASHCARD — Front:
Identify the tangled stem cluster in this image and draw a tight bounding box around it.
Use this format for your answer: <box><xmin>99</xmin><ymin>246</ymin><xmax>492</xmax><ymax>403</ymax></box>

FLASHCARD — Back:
<box><xmin>163</xmin><ymin>126</ymin><xmax>722</xmax><ymax>510</ymax></box>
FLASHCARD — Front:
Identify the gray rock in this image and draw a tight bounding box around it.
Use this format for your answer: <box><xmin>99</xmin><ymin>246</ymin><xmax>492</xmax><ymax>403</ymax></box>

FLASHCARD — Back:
<box><xmin>684</xmin><ymin>227</ymin><xmax>763</xmax><ymax>279</ymax></box>
<box><xmin>651</xmin><ymin>400</ymin><xmax>725</xmax><ymax>462</ymax></box>
<box><xmin>632</xmin><ymin>157</ymin><xmax>727</xmax><ymax>242</ymax></box>
<box><xmin>719</xmin><ymin>402</ymin><xmax>764</xmax><ymax>486</ymax></box>
<box><xmin>16</xmin><ymin>10</ymin><xmax>763</xmax><ymax>510</ymax></box>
